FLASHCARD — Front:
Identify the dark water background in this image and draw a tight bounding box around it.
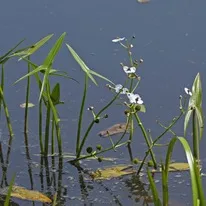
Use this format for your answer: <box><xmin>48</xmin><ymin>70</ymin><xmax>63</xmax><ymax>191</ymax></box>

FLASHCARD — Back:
<box><xmin>1</xmin><ymin>0</ymin><xmax>206</xmax><ymax>205</ymax></box>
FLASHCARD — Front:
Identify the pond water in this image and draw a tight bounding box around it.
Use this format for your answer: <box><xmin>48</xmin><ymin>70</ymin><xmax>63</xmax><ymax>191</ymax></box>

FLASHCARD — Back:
<box><xmin>1</xmin><ymin>0</ymin><xmax>206</xmax><ymax>205</ymax></box>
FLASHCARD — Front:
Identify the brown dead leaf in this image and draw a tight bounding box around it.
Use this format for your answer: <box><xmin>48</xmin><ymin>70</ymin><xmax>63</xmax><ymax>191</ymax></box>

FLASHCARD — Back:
<box><xmin>98</xmin><ymin>123</ymin><xmax>130</xmax><ymax>137</ymax></box>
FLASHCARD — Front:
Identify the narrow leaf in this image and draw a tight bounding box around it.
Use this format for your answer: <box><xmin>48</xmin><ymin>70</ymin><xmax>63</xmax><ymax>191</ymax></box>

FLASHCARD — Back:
<box><xmin>184</xmin><ymin>109</ymin><xmax>193</xmax><ymax>137</ymax></box>
<box><xmin>10</xmin><ymin>34</ymin><xmax>53</xmax><ymax>60</ymax></box>
<box><xmin>147</xmin><ymin>170</ymin><xmax>162</xmax><ymax>206</ymax></box>
<box><xmin>39</xmin><ymin>32</ymin><xmax>66</xmax><ymax>101</ymax></box>
<box><xmin>66</xmin><ymin>43</ymin><xmax>98</xmax><ymax>85</ymax></box>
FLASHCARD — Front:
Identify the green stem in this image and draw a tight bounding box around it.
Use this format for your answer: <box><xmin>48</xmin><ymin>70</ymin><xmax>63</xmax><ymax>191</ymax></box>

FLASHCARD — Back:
<box><xmin>134</xmin><ymin>113</ymin><xmax>157</xmax><ymax>169</ymax></box>
<box><xmin>39</xmin><ymin>99</ymin><xmax>44</xmax><ymax>154</ymax></box>
<box><xmin>72</xmin><ymin>140</ymin><xmax>130</xmax><ymax>162</ymax></box>
<box><xmin>76</xmin><ymin>74</ymin><xmax>88</xmax><ymax>156</ymax></box>
<box><xmin>192</xmin><ymin>109</ymin><xmax>199</xmax><ymax>160</ymax></box>
<box><xmin>0</xmin><ymin>87</ymin><xmax>13</xmax><ymax>137</ymax></box>
<box><xmin>44</xmin><ymin>104</ymin><xmax>51</xmax><ymax>156</ymax></box>
<box><xmin>47</xmin><ymin>90</ymin><xmax>62</xmax><ymax>156</ymax></box>
<box><xmin>137</xmin><ymin>111</ymin><xmax>184</xmax><ymax>174</ymax></box>
<box><xmin>51</xmin><ymin>115</ymin><xmax>55</xmax><ymax>155</ymax></box>
<box><xmin>76</xmin><ymin>90</ymin><xmax>123</xmax><ymax>158</ymax></box>
<box><xmin>24</xmin><ymin>56</ymin><xmax>31</xmax><ymax>133</ymax></box>
<box><xmin>0</xmin><ymin>63</ymin><xmax>4</xmax><ymax>116</ymax></box>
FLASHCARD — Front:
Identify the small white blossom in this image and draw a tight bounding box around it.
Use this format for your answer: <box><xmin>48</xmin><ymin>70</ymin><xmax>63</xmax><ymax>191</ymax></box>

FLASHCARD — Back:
<box><xmin>115</xmin><ymin>84</ymin><xmax>129</xmax><ymax>94</ymax></box>
<box><xmin>127</xmin><ymin>93</ymin><xmax>143</xmax><ymax>104</ymax></box>
<box><xmin>123</xmin><ymin>66</ymin><xmax>136</xmax><ymax>74</ymax></box>
<box><xmin>139</xmin><ymin>58</ymin><xmax>144</xmax><ymax>63</ymax></box>
<box><xmin>130</xmin><ymin>44</ymin><xmax>134</xmax><ymax>48</ymax></box>
<box><xmin>112</xmin><ymin>37</ymin><xmax>125</xmax><ymax>43</ymax></box>
<box><xmin>184</xmin><ymin>87</ymin><xmax>192</xmax><ymax>96</ymax></box>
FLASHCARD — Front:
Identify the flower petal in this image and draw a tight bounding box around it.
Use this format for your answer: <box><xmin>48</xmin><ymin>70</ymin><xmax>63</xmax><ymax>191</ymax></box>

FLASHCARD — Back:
<box><xmin>184</xmin><ymin>87</ymin><xmax>192</xmax><ymax>96</ymax></box>
<box><xmin>112</xmin><ymin>37</ymin><xmax>125</xmax><ymax>43</ymax></box>
<box><xmin>115</xmin><ymin>84</ymin><xmax>123</xmax><ymax>93</ymax></box>
<box><xmin>123</xmin><ymin>66</ymin><xmax>136</xmax><ymax>74</ymax></box>
<box><xmin>127</xmin><ymin>93</ymin><xmax>143</xmax><ymax>104</ymax></box>
<box><xmin>115</xmin><ymin>84</ymin><xmax>129</xmax><ymax>94</ymax></box>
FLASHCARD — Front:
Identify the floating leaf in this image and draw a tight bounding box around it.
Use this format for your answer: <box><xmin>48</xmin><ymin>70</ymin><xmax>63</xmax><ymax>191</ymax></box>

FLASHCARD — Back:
<box><xmin>20</xmin><ymin>103</ymin><xmax>35</xmax><ymax>108</ymax></box>
<box><xmin>0</xmin><ymin>185</ymin><xmax>52</xmax><ymax>203</ymax></box>
<box><xmin>98</xmin><ymin>123</ymin><xmax>130</xmax><ymax>137</ymax></box>
<box><xmin>63</xmin><ymin>153</ymin><xmax>117</xmax><ymax>161</ymax></box>
<box><xmin>90</xmin><ymin>165</ymin><xmax>136</xmax><ymax>180</ymax></box>
<box><xmin>151</xmin><ymin>162</ymin><xmax>190</xmax><ymax>173</ymax></box>
<box><xmin>137</xmin><ymin>0</ymin><xmax>150</xmax><ymax>3</ymax></box>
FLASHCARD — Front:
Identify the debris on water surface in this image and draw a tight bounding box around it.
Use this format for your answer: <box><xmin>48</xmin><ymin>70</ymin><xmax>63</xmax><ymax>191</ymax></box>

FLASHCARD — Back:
<box><xmin>137</xmin><ymin>0</ymin><xmax>150</xmax><ymax>3</ymax></box>
<box><xmin>20</xmin><ymin>102</ymin><xmax>35</xmax><ymax>108</ymax></box>
<box><xmin>98</xmin><ymin>123</ymin><xmax>130</xmax><ymax>137</ymax></box>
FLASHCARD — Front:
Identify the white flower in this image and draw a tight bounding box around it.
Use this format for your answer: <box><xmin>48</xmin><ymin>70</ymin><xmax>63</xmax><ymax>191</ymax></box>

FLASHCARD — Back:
<box><xmin>184</xmin><ymin>87</ymin><xmax>192</xmax><ymax>96</ymax></box>
<box><xmin>112</xmin><ymin>37</ymin><xmax>125</xmax><ymax>43</ymax></box>
<box><xmin>127</xmin><ymin>93</ymin><xmax>143</xmax><ymax>104</ymax></box>
<box><xmin>115</xmin><ymin>84</ymin><xmax>129</xmax><ymax>94</ymax></box>
<box><xmin>123</xmin><ymin>66</ymin><xmax>136</xmax><ymax>74</ymax></box>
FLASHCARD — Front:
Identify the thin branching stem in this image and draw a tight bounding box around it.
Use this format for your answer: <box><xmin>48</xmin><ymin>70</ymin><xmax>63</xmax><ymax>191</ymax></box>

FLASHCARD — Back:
<box><xmin>137</xmin><ymin>110</ymin><xmax>184</xmax><ymax>174</ymax></box>
<box><xmin>76</xmin><ymin>89</ymin><xmax>123</xmax><ymax>158</ymax></box>
<box><xmin>134</xmin><ymin>113</ymin><xmax>157</xmax><ymax>169</ymax></box>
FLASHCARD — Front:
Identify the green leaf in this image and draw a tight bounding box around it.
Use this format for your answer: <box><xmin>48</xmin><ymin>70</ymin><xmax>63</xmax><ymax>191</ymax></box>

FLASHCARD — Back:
<box><xmin>10</xmin><ymin>34</ymin><xmax>53</xmax><ymax>60</ymax></box>
<box><xmin>195</xmin><ymin>106</ymin><xmax>204</xmax><ymax>139</ymax></box>
<box><xmin>0</xmin><ymin>39</ymin><xmax>25</xmax><ymax>64</ymax></box>
<box><xmin>39</xmin><ymin>32</ymin><xmax>66</xmax><ymax>101</ymax></box>
<box><xmin>164</xmin><ymin>136</ymin><xmax>205</xmax><ymax>206</ymax></box>
<box><xmin>184</xmin><ymin>108</ymin><xmax>193</xmax><ymax>137</ymax></box>
<box><xmin>66</xmin><ymin>43</ymin><xmax>98</xmax><ymax>85</ymax></box>
<box><xmin>147</xmin><ymin>170</ymin><xmax>162</xmax><ymax>206</ymax></box>
<box><xmin>190</xmin><ymin>73</ymin><xmax>202</xmax><ymax>108</ymax></box>
<box><xmin>14</xmin><ymin>65</ymin><xmax>46</xmax><ymax>85</ymax></box>
<box><xmin>50</xmin><ymin>83</ymin><xmax>60</xmax><ymax>105</ymax></box>
<box><xmin>4</xmin><ymin>175</ymin><xmax>16</xmax><ymax>206</ymax></box>
<box><xmin>89</xmin><ymin>69</ymin><xmax>114</xmax><ymax>85</ymax></box>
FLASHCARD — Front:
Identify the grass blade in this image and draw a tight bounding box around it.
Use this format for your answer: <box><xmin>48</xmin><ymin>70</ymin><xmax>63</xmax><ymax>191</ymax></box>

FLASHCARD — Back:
<box><xmin>4</xmin><ymin>175</ymin><xmax>15</xmax><ymax>206</ymax></box>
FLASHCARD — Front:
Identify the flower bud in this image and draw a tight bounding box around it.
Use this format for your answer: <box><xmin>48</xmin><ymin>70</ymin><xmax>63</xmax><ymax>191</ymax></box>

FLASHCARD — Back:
<box><xmin>86</xmin><ymin>147</ymin><xmax>93</xmax><ymax>154</ymax></box>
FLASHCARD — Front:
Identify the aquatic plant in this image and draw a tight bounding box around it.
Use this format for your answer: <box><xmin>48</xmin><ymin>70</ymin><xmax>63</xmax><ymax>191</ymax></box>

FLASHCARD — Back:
<box><xmin>0</xmin><ymin>33</ymin><xmax>205</xmax><ymax>205</ymax></box>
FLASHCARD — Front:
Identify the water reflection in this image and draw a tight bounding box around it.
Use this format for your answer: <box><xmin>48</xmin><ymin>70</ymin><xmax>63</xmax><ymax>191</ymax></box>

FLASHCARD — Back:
<box><xmin>124</xmin><ymin>174</ymin><xmax>153</xmax><ymax>205</ymax></box>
